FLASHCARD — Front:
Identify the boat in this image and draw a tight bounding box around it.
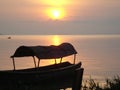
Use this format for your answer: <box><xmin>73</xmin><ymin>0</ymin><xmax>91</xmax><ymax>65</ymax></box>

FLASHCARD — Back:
<box><xmin>0</xmin><ymin>43</ymin><xmax>84</xmax><ymax>90</ymax></box>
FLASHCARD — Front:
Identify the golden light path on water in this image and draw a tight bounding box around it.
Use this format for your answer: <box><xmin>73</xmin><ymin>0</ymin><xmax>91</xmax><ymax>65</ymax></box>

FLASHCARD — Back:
<box><xmin>52</xmin><ymin>35</ymin><xmax>61</xmax><ymax>45</ymax></box>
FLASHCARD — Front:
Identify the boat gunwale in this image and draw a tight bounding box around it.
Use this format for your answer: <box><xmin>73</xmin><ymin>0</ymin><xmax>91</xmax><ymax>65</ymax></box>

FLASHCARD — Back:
<box><xmin>0</xmin><ymin>62</ymin><xmax>81</xmax><ymax>74</ymax></box>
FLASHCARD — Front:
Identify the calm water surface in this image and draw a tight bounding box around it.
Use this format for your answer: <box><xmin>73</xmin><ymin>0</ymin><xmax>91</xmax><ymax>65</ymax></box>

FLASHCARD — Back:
<box><xmin>0</xmin><ymin>35</ymin><xmax>120</xmax><ymax>82</ymax></box>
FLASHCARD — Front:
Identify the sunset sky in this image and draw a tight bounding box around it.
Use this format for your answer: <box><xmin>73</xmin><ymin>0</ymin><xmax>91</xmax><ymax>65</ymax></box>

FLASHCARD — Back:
<box><xmin>0</xmin><ymin>0</ymin><xmax>120</xmax><ymax>35</ymax></box>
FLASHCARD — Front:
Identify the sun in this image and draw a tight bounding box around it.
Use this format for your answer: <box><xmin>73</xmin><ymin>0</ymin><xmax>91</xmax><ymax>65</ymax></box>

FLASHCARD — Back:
<box><xmin>46</xmin><ymin>8</ymin><xmax>65</xmax><ymax>20</ymax></box>
<box><xmin>52</xmin><ymin>10</ymin><xmax>60</xmax><ymax>19</ymax></box>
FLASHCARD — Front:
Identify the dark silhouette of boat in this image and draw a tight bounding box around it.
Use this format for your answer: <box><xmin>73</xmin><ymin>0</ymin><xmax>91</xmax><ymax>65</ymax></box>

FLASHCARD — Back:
<box><xmin>0</xmin><ymin>43</ymin><xmax>84</xmax><ymax>90</ymax></box>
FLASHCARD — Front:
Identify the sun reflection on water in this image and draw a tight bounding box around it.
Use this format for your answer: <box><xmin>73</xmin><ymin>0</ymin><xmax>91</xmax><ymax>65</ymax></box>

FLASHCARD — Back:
<box><xmin>52</xmin><ymin>35</ymin><xmax>61</xmax><ymax>45</ymax></box>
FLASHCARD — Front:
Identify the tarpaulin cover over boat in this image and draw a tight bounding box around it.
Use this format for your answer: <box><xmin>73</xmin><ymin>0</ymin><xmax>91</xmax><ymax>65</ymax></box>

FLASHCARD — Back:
<box><xmin>11</xmin><ymin>43</ymin><xmax>77</xmax><ymax>59</ymax></box>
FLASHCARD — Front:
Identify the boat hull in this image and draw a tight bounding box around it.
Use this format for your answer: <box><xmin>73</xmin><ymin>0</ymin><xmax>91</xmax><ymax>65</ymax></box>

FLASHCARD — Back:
<box><xmin>0</xmin><ymin>62</ymin><xmax>83</xmax><ymax>90</ymax></box>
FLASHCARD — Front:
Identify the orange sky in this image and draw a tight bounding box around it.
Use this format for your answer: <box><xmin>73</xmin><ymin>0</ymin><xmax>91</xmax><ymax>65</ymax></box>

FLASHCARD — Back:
<box><xmin>0</xmin><ymin>0</ymin><xmax>119</xmax><ymax>21</ymax></box>
<box><xmin>0</xmin><ymin>0</ymin><xmax>120</xmax><ymax>34</ymax></box>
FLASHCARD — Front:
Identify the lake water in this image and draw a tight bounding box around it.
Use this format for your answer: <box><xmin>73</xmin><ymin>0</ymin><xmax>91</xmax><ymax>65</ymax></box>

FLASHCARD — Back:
<box><xmin>0</xmin><ymin>35</ymin><xmax>120</xmax><ymax>82</ymax></box>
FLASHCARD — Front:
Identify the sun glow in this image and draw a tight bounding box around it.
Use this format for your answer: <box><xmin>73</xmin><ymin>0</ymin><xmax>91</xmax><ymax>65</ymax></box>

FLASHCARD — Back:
<box><xmin>32</xmin><ymin>0</ymin><xmax>67</xmax><ymax>20</ymax></box>
<box><xmin>46</xmin><ymin>8</ymin><xmax>65</xmax><ymax>20</ymax></box>
<box><xmin>53</xmin><ymin>10</ymin><xmax>60</xmax><ymax>19</ymax></box>
<box><xmin>41</xmin><ymin>0</ymin><xmax>67</xmax><ymax>7</ymax></box>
